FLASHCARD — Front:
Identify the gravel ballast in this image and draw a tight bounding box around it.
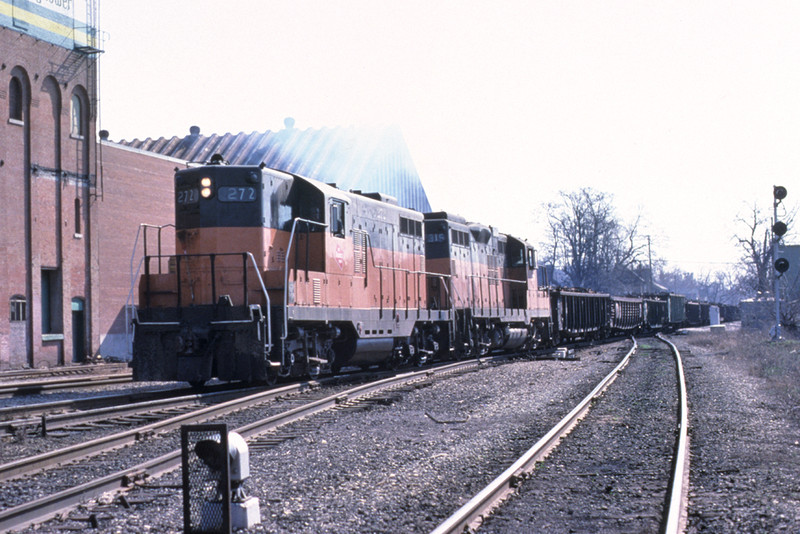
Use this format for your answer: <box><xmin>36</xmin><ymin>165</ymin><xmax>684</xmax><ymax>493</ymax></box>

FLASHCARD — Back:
<box><xmin>478</xmin><ymin>339</ymin><xmax>678</xmax><ymax>532</ymax></box>
<box><xmin>12</xmin><ymin>328</ymin><xmax>800</xmax><ymax>533</ymax></box>
<box><xmin>677</xmin><ymin>330</ymin><xmax>800</xmax><ymax>533</ymax></box>
<box><xmin>18</xmin><ymin>344</ymin><xmax>627</xmax><ymax>533</ymax></box>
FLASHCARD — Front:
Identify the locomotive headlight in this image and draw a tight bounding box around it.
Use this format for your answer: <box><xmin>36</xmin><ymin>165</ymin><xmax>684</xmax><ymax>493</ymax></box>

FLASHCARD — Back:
<box><xmin>200</xmin><ymin>177</ymin><xmax>213</xmax><ymax>198</ymax></box>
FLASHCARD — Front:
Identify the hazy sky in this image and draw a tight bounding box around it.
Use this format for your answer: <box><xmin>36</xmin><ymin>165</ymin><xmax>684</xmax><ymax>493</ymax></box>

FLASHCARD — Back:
<box><xmin>99</xmin><ymin>1</ymin><xmax>799</xmax><ymax>276</ymax></box>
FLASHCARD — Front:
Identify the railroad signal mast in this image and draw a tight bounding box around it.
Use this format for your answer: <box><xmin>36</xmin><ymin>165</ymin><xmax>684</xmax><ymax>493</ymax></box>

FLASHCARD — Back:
<box><xmin>772</xmin><ymin>185</ymin><xmax>789</xmax><ymax>340</ymax></box>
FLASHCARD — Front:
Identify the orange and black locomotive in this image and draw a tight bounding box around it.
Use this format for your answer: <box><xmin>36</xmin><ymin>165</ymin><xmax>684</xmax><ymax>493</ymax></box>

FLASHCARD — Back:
<box><xmin>132</xmin><ymin>159</ymin><xmax>551</xmax><ymax>386</ymax></box>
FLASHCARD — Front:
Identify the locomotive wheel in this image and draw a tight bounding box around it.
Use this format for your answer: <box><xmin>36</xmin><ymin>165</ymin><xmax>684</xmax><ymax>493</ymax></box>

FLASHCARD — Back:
<box><xmin>380</xmin><ymin>355</ymin><xmax>400</xmax><ymax>371</ymax></box>
<box><xmin>308</xmin><ymin>361</ymin><xmax>322</xmax><ymax>380</ymax></box>
<box><xmin>264</xmin><ymin>370</ymin><xmax>278</xmax><ymax>386</ymax></box>
<box><xmin>409</xmin><ymin>343</ymin><xmax>425</xmax><ymax>367</ymax></box>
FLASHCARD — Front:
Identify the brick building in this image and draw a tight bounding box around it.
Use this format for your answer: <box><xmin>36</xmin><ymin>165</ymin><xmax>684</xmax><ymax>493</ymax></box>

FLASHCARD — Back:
<box><xmin>0</xmin><ymin>18</ymin><xmax>99</xmax><ymax>368</ymax></box>
<box><xmin>0</xmin><ymin>6</ymin><xmax>176</xmax><ymax>369</ymax></box>
<box><xmin>1</xmin><ymin>5</ymin><xmax>430</xmax><ymax>369</ymax></box>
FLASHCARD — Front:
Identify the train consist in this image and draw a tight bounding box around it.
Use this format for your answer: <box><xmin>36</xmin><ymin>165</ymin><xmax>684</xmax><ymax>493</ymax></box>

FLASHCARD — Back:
<box><xmin>131</xmin><ymin>160</ymin><xmax>737</xmax><ymax>386</ymax></box>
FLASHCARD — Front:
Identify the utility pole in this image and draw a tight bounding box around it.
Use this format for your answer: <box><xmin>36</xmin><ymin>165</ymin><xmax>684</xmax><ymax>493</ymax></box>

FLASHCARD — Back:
<box><xmin>647</xmin><ymin>235</ymin><xmax>653</xmax><ymax>294</ymax></box>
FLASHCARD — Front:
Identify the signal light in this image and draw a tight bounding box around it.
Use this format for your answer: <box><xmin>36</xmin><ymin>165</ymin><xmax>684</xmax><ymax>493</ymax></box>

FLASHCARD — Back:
<box><xmin>773</xmin><ymin>221</ymin><xmax>788</xmax><ymax>237</ymax></box>
<box><xmin>775</xmin><ymin>257</ymin><xmax>790</xmax><ymax>273</ymax></box>
<box><xmin>774</xmin><ymin>185</ymin><xmax>787</xmax><ymax>201</ymax></box>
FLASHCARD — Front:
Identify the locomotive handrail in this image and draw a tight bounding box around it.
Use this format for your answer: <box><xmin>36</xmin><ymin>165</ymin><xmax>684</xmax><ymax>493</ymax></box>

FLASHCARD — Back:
<box><xmin>362</xmin><ymin>234</ymin><xmax>464</xmax><ymax>311</ymax></box>
<box><xmin>134</xmin><ymin>252</ymin><xmax>272</xmax><ymax>353</ymax></box>
<box><xmin>362</xmin><ymin>233</ymin><xmax>460</xmax><ymax>350</ymax></box>
<box><xmin>467</xmin><ymin>272</ymin><xmax>528</xmax><ymax>316</ymax></box>
<box><xmin>125</xmin><ymin>223</ymin><xmax>176</xmax><ymax>358</ymax></box>
<box><xmin>282</xmin><ymin>218</ymin><xmax>329</xmax><ymax>370</ymax></box>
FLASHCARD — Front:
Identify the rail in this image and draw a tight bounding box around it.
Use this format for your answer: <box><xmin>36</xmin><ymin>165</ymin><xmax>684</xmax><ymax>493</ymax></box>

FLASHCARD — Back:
<box><xmin>0</xmin><ymin>373</ymin><xmax>132</xmax><ymax>398</ymax></box>
<box><xmin>657</xmin><ymin>333</ymin><xmax>690</xmax><ymax>534</ymax></box>
<box><xmin>431</xmin><ymin>339</ymin><xmax>638</xmax><ymax>534</ymax></box>
<box><xmin>0</xmin><ymin>358</ymin><xmax>490</xmax><ymax>533</ymax></box>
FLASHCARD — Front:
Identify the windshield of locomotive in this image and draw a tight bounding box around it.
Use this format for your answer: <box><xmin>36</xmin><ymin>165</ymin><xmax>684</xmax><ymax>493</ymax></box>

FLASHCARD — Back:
<box><xmin>175</xmin><ymin>167</ymin><xmax>265</xmax><ymax>229</ymax></box>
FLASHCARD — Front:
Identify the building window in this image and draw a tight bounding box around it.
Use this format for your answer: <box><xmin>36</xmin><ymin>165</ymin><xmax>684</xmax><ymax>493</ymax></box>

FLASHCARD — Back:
<box><xmin>9</xmin><ymin>77</ymin><xmax>23</xmax><ymax>122</ymax></box>
<box><xmin>70</xmin><ymin>94</ymin><xmax>84</xmax><ymax>137</ymax></box>
<box><xmin>10</xmin><ymin>295</ymin><xmax>27</xmax><ymax>322</ymax></box>
<box><xmin>74</xmin><ymin>197</ymin><xmax>82</xmax><ymax>235</ymax></box>
<box><xmin>41</xmin><ymin>269</ymin><xmax>63</xmax><ymax>334</ymax></box>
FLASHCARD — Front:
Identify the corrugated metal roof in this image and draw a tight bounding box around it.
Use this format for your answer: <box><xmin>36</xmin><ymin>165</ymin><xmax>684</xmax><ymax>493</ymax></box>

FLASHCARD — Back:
<box><xmin>116</xmin><ymin>124</ymin><xmax>431</xmax><ymax>213</ymax></box>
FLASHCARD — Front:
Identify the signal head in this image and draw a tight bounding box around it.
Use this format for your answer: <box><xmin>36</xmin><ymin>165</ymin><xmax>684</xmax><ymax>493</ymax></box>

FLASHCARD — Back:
<box><xmin>774</xmin><ymin>185</ymin><xmax>787</xmax><ymax>200</ymax></box>
<box><xmin>775</xmin><ymin>257</ymin><xmax>790</xmax><ymax>273</ymax></box>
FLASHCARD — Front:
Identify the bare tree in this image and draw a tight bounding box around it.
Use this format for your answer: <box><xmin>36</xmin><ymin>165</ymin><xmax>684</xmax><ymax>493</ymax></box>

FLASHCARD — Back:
<box><xmin>544</xmin><ymin>188</ymin><xmax>646</xmax><ymax>292</ymax></box>
<box><xmin>656</xmin><ymin>267</ymin><xmax>740</xmax><ymax>304</ymax></box>
<box><xmin>733</xmin><ymin>203</ymin><xmax>797</xmax><ymax>297</ymax></box>
<box><xmin>734</xmin><ymin>204</ymin><xmax>773</xmax><ymax>295</ymax></box>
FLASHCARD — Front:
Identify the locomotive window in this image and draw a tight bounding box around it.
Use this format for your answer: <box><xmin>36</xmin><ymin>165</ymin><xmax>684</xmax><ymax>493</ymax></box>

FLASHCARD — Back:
<box><xmin>330</xmin><ymin>200</ymin><xmax>345</xmax><ymax>238</ymax></box>
<box><xmin>177</xmin><ymin>188</ymin><xmax>200</xmax><ymax>205</ymax></box>
<box><xmin>510</xmin><ymin>247</ymin><xmax>525</xmax><ymax>268</ymax></box>
<box><xmin>450</xmin><ymin>229</ymin><xmax>470</xmax><ymax>247</ymax></box>
<box><xmin>528</xmin><ymin>248</ymin><xmax>536</xmax><ymax>270</ymax></box>
<box><xmin>218</xmin><ymin>186</ymin><xmax>257</xmax><ymax>202</ymax></box>
<box><xmin>278</xmin><ymin>203</ymin><xmax>293</xmax><ymax>230</ymax></box>
<box><xmin>400</xmin><ymin>217</ymin><xmax>423</xmax><ymax>237</ymax></box>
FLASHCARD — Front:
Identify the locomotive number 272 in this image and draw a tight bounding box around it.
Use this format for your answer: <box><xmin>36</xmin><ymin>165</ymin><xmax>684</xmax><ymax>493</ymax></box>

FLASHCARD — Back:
<box><xmin>219</xmin><ymin>186</ymin><xmax>257</xmax><ymax>202</ymax></box>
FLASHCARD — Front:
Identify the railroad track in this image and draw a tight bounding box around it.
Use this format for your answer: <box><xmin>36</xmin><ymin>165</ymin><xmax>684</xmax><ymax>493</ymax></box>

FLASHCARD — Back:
<box><xmin>0</xmin><ymin>357</ymin><xmax>492</xmax><ymax>532</ymax></box>
<box><xmin>0</xmin><ymin>372</ymin><xmax>133</xmax><ymax>398</ymax></box>
<box><xmin>0</xmin><ymin>385</ymin><xmax>269</xmax><ymax>437</ymax></box>
<box><xmin>0</xmin><ymin>363</ymin><xmax>129</xmax><ymax>382</ymax></box>
<box><xmin>432</xmin><ymin>335</ymin><xmax>689</xmax><ymax>533</ymax></box>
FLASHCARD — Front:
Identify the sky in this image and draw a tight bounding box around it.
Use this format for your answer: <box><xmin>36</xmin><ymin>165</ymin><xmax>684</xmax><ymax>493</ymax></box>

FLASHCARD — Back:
<box><xmin>98</xmin><ymin>1</ymin><xmax>800</xmax><ymax>277</ymax></box>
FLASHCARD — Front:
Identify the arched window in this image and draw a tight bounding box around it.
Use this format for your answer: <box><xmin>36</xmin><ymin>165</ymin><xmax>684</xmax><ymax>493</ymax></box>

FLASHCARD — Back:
<box><xmin>70</xmin><ymin>93</ymin><xmax>84</xmax><ymax>137</ymax></box>
<box><xmin>9</xmin><ymin>77</ymin><xmax>23</xmax><ymax>121</ymax></box>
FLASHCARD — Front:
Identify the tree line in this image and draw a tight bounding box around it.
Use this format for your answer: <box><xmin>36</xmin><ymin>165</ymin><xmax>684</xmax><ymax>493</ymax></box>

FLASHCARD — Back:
<box><xmin>538</xmin><ymin>187</ymin><xmax>794</xmax><ymax>306</ymax></box>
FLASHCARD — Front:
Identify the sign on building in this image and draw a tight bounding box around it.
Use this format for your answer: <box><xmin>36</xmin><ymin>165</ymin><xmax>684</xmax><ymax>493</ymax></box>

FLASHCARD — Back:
<box><xmin>0</xmin><ymin>0</ymin><xmax>99</xmax><ymax>52</ymax></box>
